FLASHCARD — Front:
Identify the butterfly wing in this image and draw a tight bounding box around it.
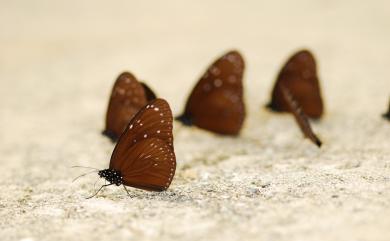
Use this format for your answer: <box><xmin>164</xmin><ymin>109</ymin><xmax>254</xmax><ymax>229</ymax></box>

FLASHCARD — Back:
<box><xmin>177</xmin><ymin>50</ymin><xmax>246</xmax><ymax>135</ymax></box>
<box><xmin>110</xmin><ymin>138</ymin><xmax>175</xmax><ymax>191</ymax></box>
<box><xmin>140</xmin><ymin>82</ymin><xmax>157</xmax><ymax>101</ymax></box>
<box><xmin>109</xmin><ymin>98</ymin><xmax>174</xmax><ymax>170</ymax></box>
<box><xmin>269</xmin><ymin>50</ymin><xmax>324</xmax><ymax>119</ymax></box>
<box><xmin>104</xmin><ymin>72</ymin><xmax>149</xmax><ymax>140</ymax></box>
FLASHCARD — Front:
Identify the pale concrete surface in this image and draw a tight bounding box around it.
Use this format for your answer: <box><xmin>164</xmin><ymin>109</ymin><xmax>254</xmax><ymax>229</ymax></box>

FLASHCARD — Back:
<box><xmin>0</xmin><ymin>1</ymin><xmax>389</xmax><ymax>241</ymax></box>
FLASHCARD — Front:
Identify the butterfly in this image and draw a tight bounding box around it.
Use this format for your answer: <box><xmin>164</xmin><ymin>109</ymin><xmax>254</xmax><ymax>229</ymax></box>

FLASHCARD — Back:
<box><xmin>103</xmin><ymin>72</ymin><xmax>156</xmax><ymax>141</ymax></box>
<box><xmin>90</xmin><ymin>98</ymin><xmax>175</xmax><ymax>198</ymax></box>
<box><xmin>267</xmin><ymin>49</ymin><xmax>324</xmax><ymax>119</ymax></box>
<box><xmin>176</xmin><ymin>50</ymin><xmax>246</xmax><ymax>135</ymax></box>
<box><xmin>383</xmin><ymin>98</ymin><xmax>390</xmax><ymax>120</ymax></box>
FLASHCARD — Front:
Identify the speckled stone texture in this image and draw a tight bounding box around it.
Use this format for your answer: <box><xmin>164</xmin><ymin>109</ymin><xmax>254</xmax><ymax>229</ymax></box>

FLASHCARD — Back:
<box><xmin>0</xmin><ymin>1</ymin><xmax>389</xmax><ymax>241</ymax></box>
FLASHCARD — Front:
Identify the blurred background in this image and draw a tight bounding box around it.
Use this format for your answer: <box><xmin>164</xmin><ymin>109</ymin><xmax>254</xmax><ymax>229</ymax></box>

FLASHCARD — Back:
<box><xmin>1</xmin><ymin>1</ymin><xmax>389</xmax><ymax>136</ymax></box>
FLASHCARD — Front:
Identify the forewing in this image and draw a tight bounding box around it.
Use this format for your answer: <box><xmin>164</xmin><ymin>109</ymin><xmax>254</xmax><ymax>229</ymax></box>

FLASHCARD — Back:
<box><xmin>181</xmin><ymin>50</ymin><xmax>245</xmax><ymax>135</ymax></box>
<box><xmin>104</xmin><ymin>72</ymin><xmax>148</xmax><ymax>140</ymax></box>
<box><xmin>270</xmin><ymin>50</ymin><xmax>324</xmax><ymax>118</ymax></box>
<box><xmin>110</xmin><ymin>98</ymin><xmax>174</xmax><ymax>169</ymax></box>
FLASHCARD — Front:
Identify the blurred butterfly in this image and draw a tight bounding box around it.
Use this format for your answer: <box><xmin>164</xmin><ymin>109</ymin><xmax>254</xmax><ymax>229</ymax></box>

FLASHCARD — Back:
<box><xmin>89</xmin><ymin>98</ymin><xmax>175</xmax><ymax>198</ymax></box>
<box><xmin>267</xmin><ymin>49</ymin><xmax>324</xmax><ymax>119</ymax></box>
<box><xmin>383</xmin><ymin>98</ymin><xmax>390</xmax><ymax>120</ymax></box>
<box><xmin>176</xmin><ymin>50</ymin><xmax>246</xmax><ymax>135</ymax></box>
<box><xmin>103</xmin><ymin>72</ymin><xmax>156</xmax><ymax>141</ymax></box>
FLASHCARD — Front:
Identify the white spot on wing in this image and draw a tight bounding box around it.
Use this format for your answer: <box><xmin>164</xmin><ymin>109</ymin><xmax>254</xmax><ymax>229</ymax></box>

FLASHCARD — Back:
<box><xmin>214</xmin><ymin>79</ymin><xmax>222</xmax><ymax>87</ymax></box>
<box><xmin>210</xmin><ymin>66</ymin><xmax>221</xmax><ymax>76</ymax></box>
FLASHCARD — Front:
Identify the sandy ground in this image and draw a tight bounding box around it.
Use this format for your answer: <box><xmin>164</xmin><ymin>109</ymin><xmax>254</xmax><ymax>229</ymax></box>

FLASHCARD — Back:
<box><xmin>1</xmin><ymin>1</ymin><xmax>390</xmax><ymax>240</ymax></box>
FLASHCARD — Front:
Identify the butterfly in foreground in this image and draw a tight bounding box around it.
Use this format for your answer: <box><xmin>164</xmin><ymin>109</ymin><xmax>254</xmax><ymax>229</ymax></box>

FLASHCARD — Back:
<box><xmin>267</xmin><ymin>49</ymin><xmax>324</xmax><ymax>119</ymax></box>
<box><xmin>176</xmin><ymin>50</ymin><xmax>246</xmax><ymax>135</ymax></box>
<box><xmin>383</xmin><ymin>98</ymin><xmax>390</xmax><ymax>121</ymax></box>
<box><xmin>90</xmin><ymin>98</ymin><xmax>175</xmax><ymax>198</ymax></box>
<box><xmin>103</xmin><ymin>72</ymin><xmax>156</xmax><ymax>141</ymax></box>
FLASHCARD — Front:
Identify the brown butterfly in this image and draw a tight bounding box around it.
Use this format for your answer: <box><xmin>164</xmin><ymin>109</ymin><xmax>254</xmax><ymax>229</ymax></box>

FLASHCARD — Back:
<box><xmin>267</xmin><ymin>49</ymin><xmax>324</xmax><ymax>119</ymax></box>
<box><xmin>90</xmin><ymin>98</ymin><xmax>175</xmax><ymax>198</ymax></box>
<box><xmin>176</xmin><ymin>50</ymin><xmax>246</xmax><ymax>135</ymax></box>
<box><xmin>103</xmin><ymin>72</ymin><xmax>156</xmax><ymax>141</ymax></box>
<box><xmin>383</xmin><ymin>98</ymin><xmax>390</xmax><ymax>120</ymax></box>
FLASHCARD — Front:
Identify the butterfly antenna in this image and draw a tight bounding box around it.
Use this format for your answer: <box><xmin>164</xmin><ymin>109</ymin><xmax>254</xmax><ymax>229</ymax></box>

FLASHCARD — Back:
<box><xmin>93</xmin><ymin>177</ymin><xmax>102</xmax><ymax>190</ymax></box>
<box><xmin>72</xmin><ymin>170</ymin><xmax>99</xmax><ymax>183</ymax></box>
<box><xmin>71</xmin><ymin>165</ymin><xmax>100</xmax><ymax>171</ymax></box>
<box><xmin>86</xmin><ymin>184</ymin><xmax>113</xmax><ymax>199</ymax></box>
<box><xmin>280</xmin><ymin>84</ymin><xmax>322</xmax><ymax>147</ymax></box>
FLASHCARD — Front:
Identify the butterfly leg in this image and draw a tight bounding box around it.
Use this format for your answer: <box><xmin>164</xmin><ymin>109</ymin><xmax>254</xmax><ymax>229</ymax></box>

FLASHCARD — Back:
<box><xmin>86</xmin><ymin>183</ymin><xmax>113</xmax><ymax>199</ymax></box>
<box><xmin>123</xmin><ymin>185</ymin><xmax>132</xmax><ymax>198</ymax></box>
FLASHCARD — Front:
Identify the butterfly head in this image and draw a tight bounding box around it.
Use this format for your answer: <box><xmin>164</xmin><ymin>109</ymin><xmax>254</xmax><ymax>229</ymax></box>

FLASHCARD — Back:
<box><xmin>175</xmin><ymin>113</ymin><xmax>193</xmax><ymax>126</ymax></box>
<box><xmin>98</xmin><ymin>169</ymin><xmax>123</xmax><ymax>186</ymax></box>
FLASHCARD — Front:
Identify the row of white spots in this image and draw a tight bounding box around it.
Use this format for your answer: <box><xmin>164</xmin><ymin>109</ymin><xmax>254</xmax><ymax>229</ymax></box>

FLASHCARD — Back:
<box><xmin>114</xmin><ymin>87</ymin><xmax>126</xmax><ymax>95</ymax></box>
<box><xmin>202</xmin><ymin>75</ymin><xmax>238</xmax><ymax>92</ymax></box>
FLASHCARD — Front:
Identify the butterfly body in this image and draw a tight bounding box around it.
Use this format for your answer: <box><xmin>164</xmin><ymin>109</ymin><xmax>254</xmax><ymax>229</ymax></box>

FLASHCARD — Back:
<box><xmin>177</xmin><ymin>50</ymin><xmax>246</xmax><ymax>135</ymax></box>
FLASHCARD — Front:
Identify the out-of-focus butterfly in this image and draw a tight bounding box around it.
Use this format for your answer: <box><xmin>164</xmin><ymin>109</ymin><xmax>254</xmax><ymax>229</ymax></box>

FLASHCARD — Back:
<box><xmin>176</xmin><ymin>50</ymin><xmax>246</xmax><ymax>135</ymax></box>
<box><xmin>103</xmin><ymin>72</ymin><xmax>156</xmax><ymax>141</ymax></box>
<box><xmin>267</xmin><ymin>49</ymin><xmax>324</xmax><ymax>119</ymax></box>
<box><xmin>88</xmin><ymin>98</ymin><xmax>175</xmax><ymax>198</ymax></box>
<box><xmin>383</xmin><ymin>98</ymin><xmax>390</xmax><ymax>120</ymax></box>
